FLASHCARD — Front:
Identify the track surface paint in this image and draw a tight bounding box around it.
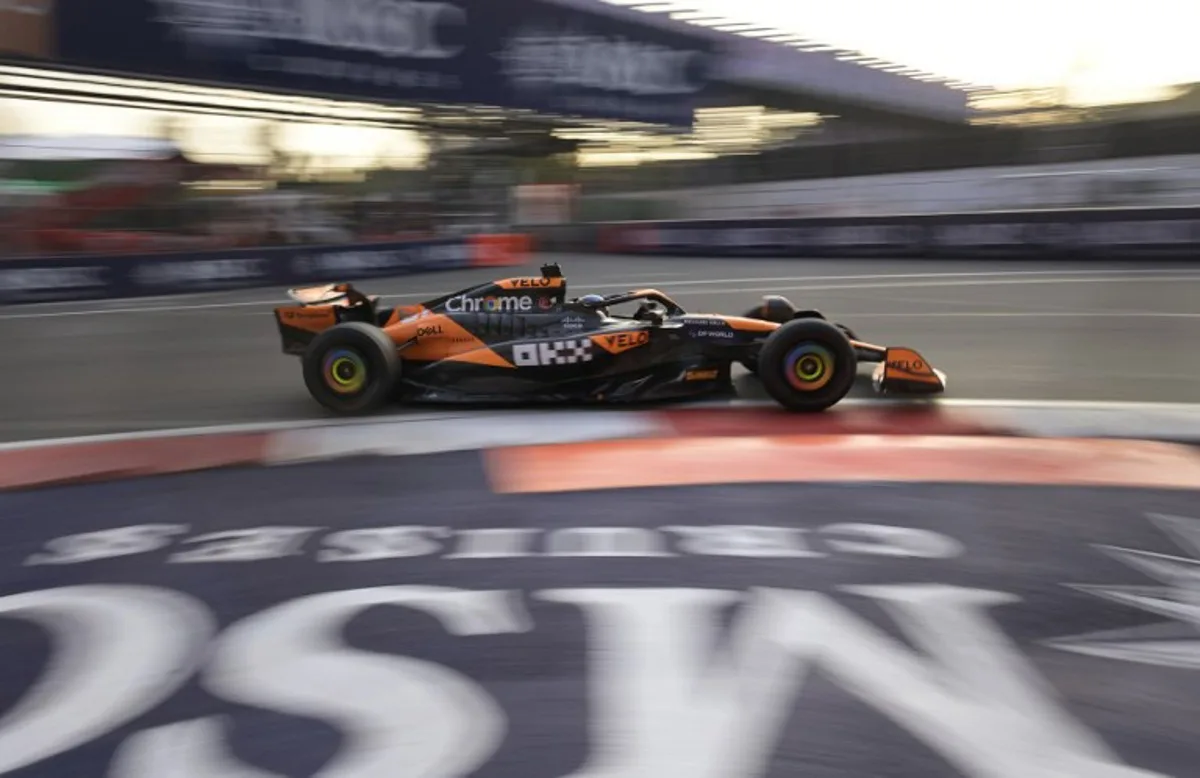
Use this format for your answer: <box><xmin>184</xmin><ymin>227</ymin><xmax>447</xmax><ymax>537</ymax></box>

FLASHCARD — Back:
<box><xmin>485</xmin><ymin>435</ymin><xmax>1200</xmax><ymax>493</ymax></box>
<box><xmin>3</xmin><ymin>254</ymin><xmax>1200</xmax><ymax>442</ymax></box>
<box><xmin>1</xmin><ymin>455</ymin><xmax>1198</xmax><ymax>777</ymax></box>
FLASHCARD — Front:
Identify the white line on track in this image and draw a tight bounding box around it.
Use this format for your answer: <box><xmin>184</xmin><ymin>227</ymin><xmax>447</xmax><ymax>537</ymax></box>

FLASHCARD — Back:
<box><xmin>3</xmin><ymin>267</ymin><xmax>1200</xmax><ymax>320</ymax></box>
<box><xmin>0</xmin><ymin>412</ymin><xmax>486</xmax><ymax>451</ymax></box>
<box><xmin>677</xmin><ymin>275</ymin><xmax>1200</xmax><ymax>297</ymax></box>
<box><xmin>0</xmin><ymin>298</ymin><xmax>301</xmax><ymax>319</ymax></box>
<box><xmin>595</xmin><ymin>267</ymin><xmax>1200</xmax><ymax>288</ymax></box>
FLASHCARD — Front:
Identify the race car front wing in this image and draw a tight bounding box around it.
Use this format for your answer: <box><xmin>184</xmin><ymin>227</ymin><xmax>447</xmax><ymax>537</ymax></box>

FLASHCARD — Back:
<box><xmin>869</xmin><ymin>346</ymin><xmax>947</xmax><ymax>395</ymax></box>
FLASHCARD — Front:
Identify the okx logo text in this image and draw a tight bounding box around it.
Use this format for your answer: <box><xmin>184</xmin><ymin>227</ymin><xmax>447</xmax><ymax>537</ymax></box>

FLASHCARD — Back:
<box><xmin>513</xmin><ymin>339</ymin><xmax>593</xmax><ymax>367</ymax></box>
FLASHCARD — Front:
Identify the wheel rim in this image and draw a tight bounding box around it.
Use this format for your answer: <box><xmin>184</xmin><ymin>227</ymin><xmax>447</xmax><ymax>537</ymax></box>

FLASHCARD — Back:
<box><xmin>322</xmin><ymin>348</ymin><xmax>368</xmax><ymax>394</ymax></box>
<box><xmin>783</xmin><ymin>342</ymin><xmax>835</xmax><ymax>391</ymax></box>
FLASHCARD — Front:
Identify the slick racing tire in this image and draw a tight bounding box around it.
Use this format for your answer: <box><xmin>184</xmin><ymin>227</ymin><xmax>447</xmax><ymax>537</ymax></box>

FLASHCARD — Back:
<box><xmin>302</xmin><ymin>322</ymin><xmax>401</xmax><ymax>415</ymax></box>
<box><xmin>757</xmin><ymin>318</ymin><xmax>857</xmax><ymax>412</ymax></box>
<box><xmin>739</xmin><ymin>299</ymin><xmax>859</xmax><ymax>374</ymax></box>
<box><xmin>742</xmin><ymin>295</ymin><xmax>796</xmax><ymax>324</ymax></box>
<box><xmin>742</xmin><ymin>299</ymin><xmax>857</xmax><ymax>337</ymax></box>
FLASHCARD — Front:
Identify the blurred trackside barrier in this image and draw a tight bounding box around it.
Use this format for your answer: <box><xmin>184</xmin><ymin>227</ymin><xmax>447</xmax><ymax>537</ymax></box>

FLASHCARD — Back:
<box><xmin>576</xmin><ymin>153</ymin><xmax>1200</xmax><ymax>219</ymax></box>
<box><xmin>568</xmin><ymin>205</ymin><xmax>1200</xmax><ymax>260</ymax></box>
<box><xmin>0</xmin><ymin>233</ymin><xmax>532</xmax><ymax>306</ymax></box>
<box><xmin>468</xmin><ymin>233</ymin><xmax>535</xmax><ymax>267</ymax></box>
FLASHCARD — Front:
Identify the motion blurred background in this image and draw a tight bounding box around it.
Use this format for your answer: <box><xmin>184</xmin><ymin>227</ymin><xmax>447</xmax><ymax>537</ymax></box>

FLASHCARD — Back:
<box><xmin>5</xmin><ymin>6</ymin><xmax>1200</xmax><ymax>778</ymax></box>
<box><xmin>1</xmin><ymin>0</ymin><xmax>1198</xmax><ymax>260</ymax></box>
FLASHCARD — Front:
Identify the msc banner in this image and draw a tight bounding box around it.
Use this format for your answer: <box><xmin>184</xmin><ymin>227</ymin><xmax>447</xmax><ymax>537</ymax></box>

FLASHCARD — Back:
<box><xmin>50</xmin><ymin>0</ymin><xmax>715</xmax><ymax>127</ymax></box>
<box><xmin>0</xmin><ymin>234</ymin><xmax>530</xmax><ymax>306</ymax></box>
<box><xmin>598</xmin><ymin>206</ymin><xmax>1200</xmax><ymax>259</ymax></box>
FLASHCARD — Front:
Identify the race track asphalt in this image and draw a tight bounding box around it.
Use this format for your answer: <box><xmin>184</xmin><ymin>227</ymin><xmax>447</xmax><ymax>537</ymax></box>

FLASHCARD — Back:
<box><xmin>2</xmin><ymin>252</ymin><xmax>1199</xmax><ymax>442</ymax></box>
<box><xmin>3</xmin><ymin>452</ymin><xmax>1199</xmax><ymax>776</ymax></box>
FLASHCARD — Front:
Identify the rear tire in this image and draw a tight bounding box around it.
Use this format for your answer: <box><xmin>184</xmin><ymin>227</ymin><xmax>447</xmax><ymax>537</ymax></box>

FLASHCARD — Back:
<box><xmin>302</xmin><ymin>322</ymin><xmax>400</xmax><ymax>415</ymax></box>
<box><xmin>757</xmin><ymin>319</ymin><xmax>857</xmax><ymax>412</ymax></box>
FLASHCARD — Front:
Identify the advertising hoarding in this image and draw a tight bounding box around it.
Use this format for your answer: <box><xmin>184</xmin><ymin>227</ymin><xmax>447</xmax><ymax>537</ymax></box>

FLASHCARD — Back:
<box><xmin>50</xmin><ymin>0</ymin><xmax>715</xmax><ymax>127</ymax></box>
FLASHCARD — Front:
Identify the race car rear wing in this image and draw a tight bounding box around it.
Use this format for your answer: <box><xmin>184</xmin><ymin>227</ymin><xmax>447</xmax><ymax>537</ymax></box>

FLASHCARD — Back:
<box><xmin>274</xmin><ymin>283</ymin><xmax>382</xmax><ymax>355</ymax></box>
<box><xmin>287</xmin><ymin>283</ymin><xmax>374</xmax><ymax>308</ymax></box>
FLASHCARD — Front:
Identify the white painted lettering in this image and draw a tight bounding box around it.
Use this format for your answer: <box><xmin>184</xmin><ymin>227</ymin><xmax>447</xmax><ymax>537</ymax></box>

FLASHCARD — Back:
<box><xmin>26</xmin><ymin>523</ymin><xmax>973</xmax><ymax>564</ymax></box>
<box><xmin>25</xmin><ymin>524</ymin><xmax>190</xmax><ymax>565</ymax></box>
<box><xmin>801</xmin><ymin>585</ymin><xmax>1163</xmax><ymax>777</ymax></box>
<box><xmin>318</xmin><ymin>526</ymin><xmax>447</xmax><ymax>562</ymax></box>
<box><xmin>444</xmin><ymin>528</ymin><xmax>540</xmax><ymax>559</ymax></box>
<box><xmin>0</xmin><ymin>585</ymin><xmax>1165</xmax><ymax>776</ymax></box>
<box><xmin>542</xmin><ymin>586</ymin><xmax>1164</xmax><ymax>778</ymax></box>
<box><xmin>0</xmin><ymin>586</ymin><xmax>214</xmax><ymax>775</ymax></box>
<box><xmin>110</xmin><ymin>719</ymin><xmax>278</xmax><ymax>778</ymax></box>
<box><xmin>819</xmin><ymin>523</ymin><xmax>964</xmax><ymax>559</ymax></box>
<box><xmin>168</xmin><ymin>527</ymin><xmax>320</xmax><ymax>563</ymax></box>
<box><xmin>545</xmin><ymin>527</ymin><xmax>674</xmax><ymax>558</ymax></box>
<box><xmin>195</xmin><ymin>587</ymin><xmax>523</xmax><ymax>776</ymax></box>
<box><xmin>663</xmin><ymin>525</ymin><xmax>823</xmax><ymax>557</ymax></box>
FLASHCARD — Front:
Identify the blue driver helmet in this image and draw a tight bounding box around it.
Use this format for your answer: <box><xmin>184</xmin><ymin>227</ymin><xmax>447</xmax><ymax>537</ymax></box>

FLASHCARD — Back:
<box><xmin>579</xmin><ymin>294</ymin><xmax>606</xmax><ymax>306</ymax></box>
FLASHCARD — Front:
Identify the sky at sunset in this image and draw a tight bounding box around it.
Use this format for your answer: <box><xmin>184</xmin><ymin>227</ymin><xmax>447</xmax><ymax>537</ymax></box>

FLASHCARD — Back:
<box><xmin>617</xmin><ymin>0</ymin><xmax>1199</xmax><ymax>103</ymax></box>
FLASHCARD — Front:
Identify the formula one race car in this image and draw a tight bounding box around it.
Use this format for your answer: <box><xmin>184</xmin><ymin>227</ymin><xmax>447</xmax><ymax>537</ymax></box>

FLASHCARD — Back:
<box><xmin>273</xmin><ymin>263</ymin><xmax>946</xmax><ymax>414</ymax></box>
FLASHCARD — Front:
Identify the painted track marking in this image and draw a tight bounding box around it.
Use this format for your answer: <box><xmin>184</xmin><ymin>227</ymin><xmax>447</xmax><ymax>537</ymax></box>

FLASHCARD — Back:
<box><xmin>485</xmin><ymin>435</ymin><xmax>1200</xmax><ymax>494</ymax></box>
<box><xmin>680</xmin><ymin>275</ymin><xmax>1200</xmax><ymax>298</ymax></box>
<box><xmin>2</xmin><ymin>398</ymin><xmax>1199</xmax><ymax>452</ymax></box>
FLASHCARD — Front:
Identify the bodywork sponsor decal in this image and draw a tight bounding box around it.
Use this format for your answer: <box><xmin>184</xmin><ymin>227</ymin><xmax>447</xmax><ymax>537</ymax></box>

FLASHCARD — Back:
<box><xmin>513</xmin><ymin>339</ymin><xmax>593</xmax><ymax>367</ymax></box>
<box><xmin>592</xmin><ymin>330</ymin><xmax>650</xmax><ymax>355</ymax></box>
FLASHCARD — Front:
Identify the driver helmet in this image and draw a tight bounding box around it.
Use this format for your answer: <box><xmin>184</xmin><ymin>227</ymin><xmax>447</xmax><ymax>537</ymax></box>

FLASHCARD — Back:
<box><xmin>579</xmin><ymin>294</ymin><xmax>606</xmax><ymax>306</ymax></box>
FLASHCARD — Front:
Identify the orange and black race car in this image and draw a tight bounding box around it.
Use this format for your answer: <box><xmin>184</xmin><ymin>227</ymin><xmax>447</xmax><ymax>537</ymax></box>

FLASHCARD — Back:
<box><xmin>273</xmin><ymin>262</ymin><xmax>946</xmax><ymax>414</ymax></box>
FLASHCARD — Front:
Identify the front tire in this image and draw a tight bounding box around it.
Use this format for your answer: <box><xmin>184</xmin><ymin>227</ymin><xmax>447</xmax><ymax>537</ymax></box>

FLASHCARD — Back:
<box><xmin>742</xmin><ymin>295</ymin><xmax>796</xmax><ymax>324</ymax></box>
<box><xmin>738</xmin><ymin>298</ymin><xmax>860</xmax><ymax>374</ymax></box>
<box><xmin>757</xmin><ymin>319</ymin><xmax>857</xmax><ymax>412</ymax></box>
<box><xmin>302</xmin><ymin>322</ymin><xmax>400</xmax><ymax>415</ymax></box>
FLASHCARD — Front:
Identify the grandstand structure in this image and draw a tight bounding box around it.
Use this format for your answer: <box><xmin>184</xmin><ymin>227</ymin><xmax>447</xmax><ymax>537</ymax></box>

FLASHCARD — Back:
<box><xmin>0</xmin><ymin>0</ymin><xmax>991</xmax><ymax>239</ymax></box>
<box><xmin>3</xmin><ymin>0</ymin><xmax>1196</xmax><ymax>240</ymax></box>
<box><xmin>0</xmin><ymin>0</ymin><xmax>982</xmax><ymax>166</ymax></box>
<box><xmin>574</xmin><ymin>0</ymin><xmax>986</xmax><ymax>159</ymax></box>
<box><xmin>563</xmin><ymin>0</ymin><xmax>1200</xmax><ymax>218</ymax></box>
